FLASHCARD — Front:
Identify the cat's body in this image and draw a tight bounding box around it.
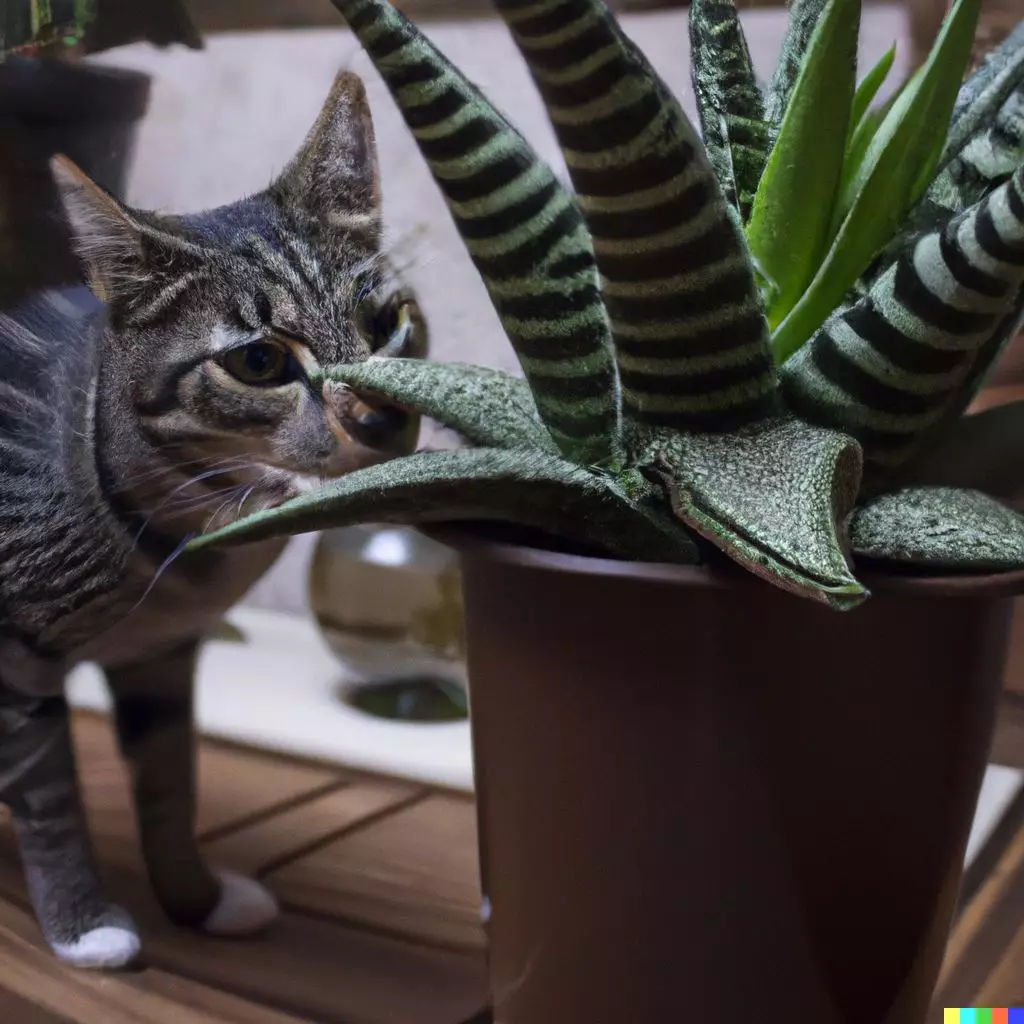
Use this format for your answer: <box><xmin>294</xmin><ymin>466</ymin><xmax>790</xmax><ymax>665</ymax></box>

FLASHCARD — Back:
<box><xmin>0</xmin><ymin>71</ymin><xmax>423</xmax><ymax>967</ymax></box>
<box><xmin>0</xmin><ymin>285</ymin><xmax>286</xmax><ymax>678</ymax></box>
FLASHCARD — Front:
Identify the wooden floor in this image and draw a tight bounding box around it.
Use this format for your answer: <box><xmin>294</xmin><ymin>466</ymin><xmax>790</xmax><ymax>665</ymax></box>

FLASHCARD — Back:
<box><xmin>4</xmin><ymin>713</ymin><xmax>1024</xmax><ymax>1020</ymax></box>
<box><xmin>933</xmin><ymin>786</ymin><xmax>1024</xmax><ymax>1013</ymax></box>
<box><xmin>0</xmin><ymin>712</ymin><xmax>489</xmax><ymax>1024</ymax></box>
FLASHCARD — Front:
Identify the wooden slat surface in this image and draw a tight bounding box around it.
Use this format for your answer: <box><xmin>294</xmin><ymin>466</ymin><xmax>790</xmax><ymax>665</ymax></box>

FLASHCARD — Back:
<box><xmin>268</xmin><ymin>795</ymin><xmax>485</xmax><ymax>951</ymax></box>
<box><xmin>12</xmin><ymin>700</ymin><xmax>1024</xmax><ymax>1018</ymax></box>
<box><xmin>203</xmin><ymin>780</ymin><xmax>422</xmax><ymax>876</ymax></box>
<box><xmin>0</xmin><ymin>712</ymin><xmax>488</xmax><ymax>1024</ymax></box>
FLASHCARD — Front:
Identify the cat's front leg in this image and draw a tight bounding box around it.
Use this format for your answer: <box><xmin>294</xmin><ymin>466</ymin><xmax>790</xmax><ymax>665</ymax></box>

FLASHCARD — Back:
<box><xmin>106</xmin><ymin>637</ymin><xmax>278</xmax><ymax>936</ymax></box>
<box><xmin>0</xmin><ymin>692</ymin><xmax>140</xmax><ymax>968</ymax></box>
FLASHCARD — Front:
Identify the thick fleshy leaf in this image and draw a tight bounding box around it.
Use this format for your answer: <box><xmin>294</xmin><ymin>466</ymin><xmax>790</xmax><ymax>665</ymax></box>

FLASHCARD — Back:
<box><xmin>781</xmin><ymin>167</ymin><xmax>1024</xmax><ymax>480</ymax></box>
<box><xmin>492</xmin><ymin>0</ymin><xmax>777</xmax><ymax>434</ymax></box>
<box><xmin>841</xmin><ymin>78</ymin><xmax>908</xmax><ymax>225</ymax></box>
<box><xmin>639</xmin><ymin>418</ymin><xmax>867</xmax><ymax>607</ymax></box>
<box><xmin>329</xmin><ymin>0</ymin><xmax>621</xmax><ymax>467</ymax></box>
<box><xmin>764</xmin><ymin>0</ymin><xmax>828</xmax><ymax>127</ymax></box>
<box><xmin>900</xmin><ymin>400</ymin><xmax>1024</xmax><ymax>507</ymax></box>
<box><xmin>188</xmin><ymin>447</ymin><xmax>700</xmax><ymax>564</ymax></box>
<box><xmin>688</xmin><ymin>0</ymin><xmax>770</xmax><ymax>219</ymax></box>
<box><xmin>874</xmin><ymin>73</ymin><xmax>1024</xmax><ymax>269</ymax></box>
<box><xmin>848</xmin><ymin>80</ymin><xmax>1024</xmax><ymax>305</ymax></box>
<box><xmin>906</xmin><ymin>292</ymin><xmax>1024</xmax><ymax>457</ymax></box>
<box><xmin>852</xmin><ymin>486</ymin><xmax>1024</xmax><ymax>571</ymax></box>
<box><xmin>944</xmin><ymin>22</ymin><xmax>1024</xmax><ymax>166</ymax></box>
<box><xmin>771</xmin><ymin>0</ymin><xmax>981</xmax><ymax>363</ymax></box>
<box><xmin>747</xmin><ymin>0</ymin><xmax>860</xmax><ymax>328</ymax></box>
<box><xmin>849</xmin><ymin>45</ymin><xmax>896</xmax><ymax>134</ymax></box>
<box><xmin>326</xmin><ymin>359</ymin><xmax>556</xmax><ymax>453</ymax></box>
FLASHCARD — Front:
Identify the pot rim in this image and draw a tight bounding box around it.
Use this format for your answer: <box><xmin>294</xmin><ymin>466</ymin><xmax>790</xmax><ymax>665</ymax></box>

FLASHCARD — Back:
<box><xmin>0</xmin><ymin>57</ymin><xmax>151</xmax><ymax>123</ymax></box>
<box><xmin>422</xmin><ymin>523</ymin><xmax>1024</xmax><ymax>601</ymax></box>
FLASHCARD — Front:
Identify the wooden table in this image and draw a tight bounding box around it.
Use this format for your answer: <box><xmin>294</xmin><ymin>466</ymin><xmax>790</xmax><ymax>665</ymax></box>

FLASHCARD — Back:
<box><xmin>0</xmin><ymin>712</ymin><xmax>488</xmax><ymax>1024</ymax></box>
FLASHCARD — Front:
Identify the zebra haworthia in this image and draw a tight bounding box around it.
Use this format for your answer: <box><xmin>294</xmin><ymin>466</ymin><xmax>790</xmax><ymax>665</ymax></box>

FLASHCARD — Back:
<box><xmin>491</xmin><ymin>0</ymin><xmax>778</xmax><ymax>434</ymax></box>
<box><xmin>687</xmin><ymin>0</ymin><xmax>770</xmax><ymax>221</ymax></box>
<box><xmin>329</xmin><ymin>0</ymin><xmax>621</xmax><ymax>467</ymax></box>
<box><xmin>852</xmin><ymin>26</ymin><xmax>1024</xmax><ymax>301</ymax></box>
<box><xmin>781</xmin><ymin>165</ymin><xmax>1024</xmax><ymax>478</ymax></box>
<box><xmin>763</xmin><ymin>0</ymin><xmax>828</xmax><ymax>128</ymax></box>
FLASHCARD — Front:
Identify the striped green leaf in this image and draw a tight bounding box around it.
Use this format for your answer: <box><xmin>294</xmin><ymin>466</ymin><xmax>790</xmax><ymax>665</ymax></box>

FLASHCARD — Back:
<box><xmin>329</xmin><ymin>0</ymin><xmax>621</xmax><ymax>468</ymax></box>
<box><xmin>764</xmin><ymin>0</ymin><xmax>828</xmax><ymax>127</ymax></box>
<box><xmin>852</xmin><ymin>487</ymin><xmax>1024</xmax><ymax>571</ymax></box>
<box><xmin>771</xmin><ymin>0</ymin><xmax>981</xmax><ymax>363</ymax></box>
<box><xmin>492</xmin><ymin>0</ymin><xmax>777</xmax><ymax>435</ymax></box>
<box><xmin>188</xmin><ymin>447</ymin><xmax>700</xmax><ymax>564</ymax></box>
<box><xmin>780</xmin><ymin>166</ymin><xmax>1024</xmax><ymax>480</ymax></box>
<box><xmin>864</xmin><ymin>71</ymin><xmax>1024</xmax><ymax>281</ymax></box>
<box><xmin>746</xmin><ymin>0</ymin><xmax>860</xmax><ymax>329</ymax></box>
<box><xmin>943</xmin><ymin>22</ymin><xmax>1024</xmax><ymax>167</ymax></box>
<box><xmin>688</xmin><ymin>0</ymin><xmax>770</xmax><ymax>219</ymax></box>
<box><xmin>325</xmin><ymin>359</ymin><xmax>557</xmax><ymax>453</ymax></box>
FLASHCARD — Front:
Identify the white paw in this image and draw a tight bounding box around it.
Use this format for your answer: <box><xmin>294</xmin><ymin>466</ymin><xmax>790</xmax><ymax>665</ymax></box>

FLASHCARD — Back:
<box><xmin>52</xmin><ymin>924</ymin><xmax>141</xmax><ymax>969</ymax></box>
<box><xmin>202</xmin><ymin>869</ymin><xmax>279</xmax><ymax>937</ymax></box>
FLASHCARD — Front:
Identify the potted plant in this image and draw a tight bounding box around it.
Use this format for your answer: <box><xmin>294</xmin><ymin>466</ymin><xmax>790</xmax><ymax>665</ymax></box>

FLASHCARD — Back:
<box><xmin>191</xmin><ymin>0</ymin><xmax>1024</xmax><ymax>1019</ymax></box>
<box><xmin>0</xmin><ymin>0</ymin><xmax>200</xmax><ymax>302</ymax></box>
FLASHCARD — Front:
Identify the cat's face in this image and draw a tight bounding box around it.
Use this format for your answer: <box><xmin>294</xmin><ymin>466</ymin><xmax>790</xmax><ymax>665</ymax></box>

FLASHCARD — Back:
<box><xmin>53</xmin><ymin>72</ymin><xmax>424</xmax><ymax>512</ymax></box>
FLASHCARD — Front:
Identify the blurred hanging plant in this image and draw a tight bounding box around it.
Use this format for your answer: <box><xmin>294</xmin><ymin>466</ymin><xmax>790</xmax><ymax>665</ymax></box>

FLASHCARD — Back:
<box><xmin>0</xmin><ymin>0</ymin><xmax>200</xmax><ymax>60</ymax></box>
<box><xmin>187</xmin><ymin>0</ymin><xmax>1024</xmax><ymax>612</ymax></box>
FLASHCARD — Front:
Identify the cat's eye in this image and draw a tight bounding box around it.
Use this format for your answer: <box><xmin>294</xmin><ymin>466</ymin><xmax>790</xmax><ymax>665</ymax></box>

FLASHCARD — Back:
<box><xmin>221</xmin><ymin>341</ymin><xmax>299</xmax><ymax>387</ymax></box>
<box><xmin>357</xmin><ymin>298</ymin><xmax>415</xmax><ymax>356</ymax></box>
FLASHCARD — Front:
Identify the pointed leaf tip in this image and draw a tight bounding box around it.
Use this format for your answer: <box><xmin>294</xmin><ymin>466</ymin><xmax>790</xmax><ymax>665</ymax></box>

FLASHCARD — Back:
<box><xmin>326</xmin><ymin>359</ymin><xmax>556</xmax><ymax>453</ymax></box>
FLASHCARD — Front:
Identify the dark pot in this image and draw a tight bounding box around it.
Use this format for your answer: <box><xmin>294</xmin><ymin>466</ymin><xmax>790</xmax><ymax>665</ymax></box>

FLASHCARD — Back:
<box><xmin>441</xmin><ymin>530</ymin><xmax>1021</xmax><ymax>1024</ymax></box>
<box><xmin>0</xmin><ymin>57</ymin><xmax>150</xmax><ymax>302</ymax></box>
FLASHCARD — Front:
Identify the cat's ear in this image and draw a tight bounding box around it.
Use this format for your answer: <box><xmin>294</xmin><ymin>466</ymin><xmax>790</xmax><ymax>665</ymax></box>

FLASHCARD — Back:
<box><xmin>273</xmin><ymin>70</ymin><xmax>382</xmax><ymax>237</ymax></box>
<box><xmin>50</xmin><ymin>155</ymin><xmax>186</xmax><ymax>303</ymax></box>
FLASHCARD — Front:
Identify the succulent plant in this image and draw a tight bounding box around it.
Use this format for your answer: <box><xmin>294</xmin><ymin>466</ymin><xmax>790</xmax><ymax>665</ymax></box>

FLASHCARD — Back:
<box><xmin>191</xmin><ymin>0</ymin><xmax>1024</xmax><ymax>611</ymax></box>
<box><xmin>0</xmin><ymin>0</ymin><xmax>200</xmax><ymax>60</ymax></box>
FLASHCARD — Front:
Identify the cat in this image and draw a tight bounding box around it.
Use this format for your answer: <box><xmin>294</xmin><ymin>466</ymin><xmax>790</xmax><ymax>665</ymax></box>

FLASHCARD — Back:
<box><xmin>0</xmin><ymin>69</ymin><xmax>425</xmax><ymax>968</ymax></box>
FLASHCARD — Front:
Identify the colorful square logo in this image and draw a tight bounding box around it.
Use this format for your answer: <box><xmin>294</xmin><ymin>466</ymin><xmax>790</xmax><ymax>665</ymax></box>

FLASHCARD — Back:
<box><xmin>944</xmin><ymin>1011</ymin><xmax>1024</xmax><ymax>1023</ymax></box>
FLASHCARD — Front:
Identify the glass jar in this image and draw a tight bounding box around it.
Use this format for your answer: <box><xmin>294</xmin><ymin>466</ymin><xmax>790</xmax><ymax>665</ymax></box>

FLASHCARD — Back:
<box><xmin>308</xmin><ymin>525</ymin><xmax>468</xmax><ymax>722</ymax></box>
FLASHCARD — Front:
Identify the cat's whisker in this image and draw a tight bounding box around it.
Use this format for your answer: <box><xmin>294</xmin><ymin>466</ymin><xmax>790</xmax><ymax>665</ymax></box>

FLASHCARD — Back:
<box><xmin>201</xmin><ymin>487</ymin><xmax>250</xmax><ymax>534</ymax></box>
<box><xmin>122</xmin><ymin>531</ymin><xmax>197</xmax><ymax>617</ymax></box>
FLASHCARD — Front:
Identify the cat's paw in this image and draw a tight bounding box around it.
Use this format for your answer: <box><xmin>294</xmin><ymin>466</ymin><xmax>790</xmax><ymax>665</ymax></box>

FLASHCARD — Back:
<box><xmin>50</xmin><ymin>909</ymin><xmax>141</xmax><ymax>970</ymax></box>
<box><xmin>202</xmin><ymin>869</ymin><xmax>278</xmax><ymax>937</ymax></box>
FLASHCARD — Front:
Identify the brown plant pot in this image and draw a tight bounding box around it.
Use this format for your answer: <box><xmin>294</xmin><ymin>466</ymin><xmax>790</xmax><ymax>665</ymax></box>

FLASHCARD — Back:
<box><xmin>437</xmin><ymin>528</ymin><xmax>1023</xmax><ymax>1024</ymax></box>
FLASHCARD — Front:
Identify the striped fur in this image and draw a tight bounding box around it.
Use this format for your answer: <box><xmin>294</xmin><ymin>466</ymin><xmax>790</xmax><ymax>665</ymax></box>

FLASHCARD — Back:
<box><xmin>688</xmin><ymin>0</ymin><xmax>770</xmax><ymax>220</ymax></box>
<box><xmin>330</xmin><ymin>0</ymin><xmax>622</xmax><ymax>466</ymax></box>
<box><xmin>764</xmin><ymin>0</ymin><xmax>827</xmax><ymax>128</ymax></box>
<box><xmin>781</xmin><ymin>166</ymin><xmax>1024</xmax><ymax>475</ymax></box>
<box><xmin>0</xmin><ymin>70</ymin><xmax>420</xmax><ymax>967</ymax></box>
<box><xmin>490</xmin><ymin>0</ymin><xmax>777</xmax><ymax>431</ymax></box>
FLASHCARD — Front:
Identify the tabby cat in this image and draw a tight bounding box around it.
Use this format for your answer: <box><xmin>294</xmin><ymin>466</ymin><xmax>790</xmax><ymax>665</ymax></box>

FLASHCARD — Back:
<box><xmin>0</xmin><ymin>70</ymin><xmax>424</xmax><ymax>968</ymax></box>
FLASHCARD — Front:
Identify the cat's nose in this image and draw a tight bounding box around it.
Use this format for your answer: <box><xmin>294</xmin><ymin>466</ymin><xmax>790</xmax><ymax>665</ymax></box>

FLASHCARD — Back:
<box><xmin>346</xmin><ymin>399</ymin><xmax>410</xmax><ymax>449</ymax></box>
<box><xmin>323</xmin><ymin>380</ymin><xmax>413</xmax><ymax>453</ymax></box>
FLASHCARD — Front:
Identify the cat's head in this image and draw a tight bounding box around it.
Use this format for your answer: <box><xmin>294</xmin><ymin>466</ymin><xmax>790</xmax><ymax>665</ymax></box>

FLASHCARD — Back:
<box><xmin>51</xmin><ymin>71</ymin><xmax>424</xmax><ymax>514</ymax></box>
